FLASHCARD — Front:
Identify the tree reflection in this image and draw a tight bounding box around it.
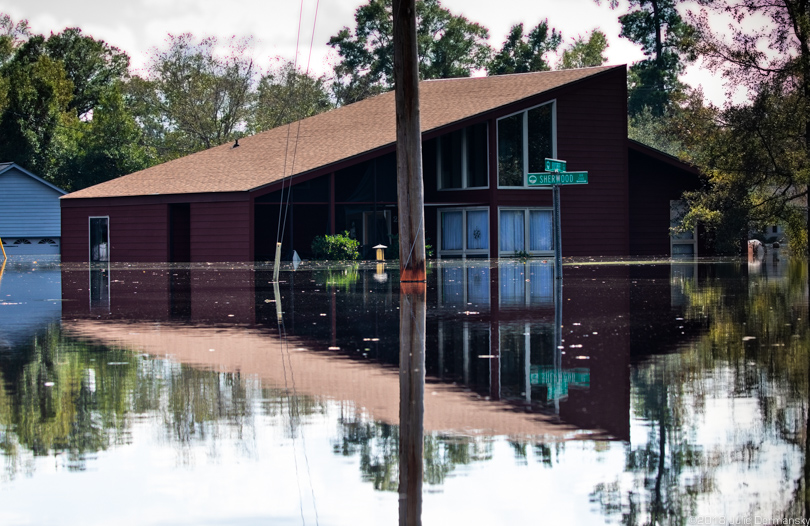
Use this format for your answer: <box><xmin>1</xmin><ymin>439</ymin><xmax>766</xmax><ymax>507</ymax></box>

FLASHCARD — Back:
<box><xmin>331</xmin><ymin>410</ymin><xmax>495</xmax><ymax>491</ymax></box>
<box><xmin>0</xmin><ymin>325</ymin><xmax>325</xmax><ymax>479</ymax></box>
<box><xmin>592</xmin><ymin>259</ymin><xmax>810</xmax><ymax>524</ymax></box>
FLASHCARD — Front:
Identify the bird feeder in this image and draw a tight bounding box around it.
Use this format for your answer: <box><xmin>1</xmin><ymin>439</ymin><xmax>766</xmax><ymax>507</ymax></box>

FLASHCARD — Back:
<box><xmin>373</xmin><ymin>244</ymin><xmax>387</xmax><ymax>261</ymax></box>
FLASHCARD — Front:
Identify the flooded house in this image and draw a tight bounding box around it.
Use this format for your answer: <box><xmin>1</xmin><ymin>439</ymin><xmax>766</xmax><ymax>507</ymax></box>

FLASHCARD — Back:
<box><xmin>0</xmin><ymin>162</ymin><xmax>67</xmax><ymax>255</ymax></box>
<box><xmin>60</xmin><ymin>66</ymin><xmax>701</xmax><ymax>262</ymax></box>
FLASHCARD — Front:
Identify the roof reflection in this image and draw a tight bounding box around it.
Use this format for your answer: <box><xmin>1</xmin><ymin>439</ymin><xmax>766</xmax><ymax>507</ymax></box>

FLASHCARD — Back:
<box><xmin>60</xmin><ymin>260</ymin><xmax>634</xmax><ymax>440</ymax></box>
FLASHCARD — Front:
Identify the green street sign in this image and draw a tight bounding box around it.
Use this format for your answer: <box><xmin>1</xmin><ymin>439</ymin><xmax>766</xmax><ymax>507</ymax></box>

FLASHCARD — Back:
<box><xmin>544</xmin><ymin>158</ymin><xmax>567</xmax><ymax>172</ymax></box>
<box><xmin>528</xmin><ymin>171</ymin><xmax>589</xmax><ymax>186</ymax></box>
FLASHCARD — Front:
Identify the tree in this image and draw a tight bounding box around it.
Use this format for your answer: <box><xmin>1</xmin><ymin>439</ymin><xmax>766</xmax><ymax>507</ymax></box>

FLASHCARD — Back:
<box><xmin>250</xmin><ymin>60</ymin><xmax>333</xmax><ymax>133</ymax></box>
<box><xmin>0</xmin><ymin>36</ymin><xmax>76</xmax><ymax>182</ymax></box>
<box><xmin>598</xmin><ymin>0</ymin><xmax>695</xmax><ymax>115</ymax></box>
<box><xmin>61</xmin><ymin>84</ymin><xmax>149</xmax><ymax>191</ymax></box>
<box><xmin>0</xmin><ymin>26</ymin><xmax>146</xmax><ymax>191</ymax></box>
<box><xmin>0</xmin><ymin>13</ymin><xmax>30</xmax><ymax>66</ymax></box>
<box><xmin>675</xmin><ymin>84</ymin><xmax>809</xmax><ymax>254</ymax></box>
<box><xmin>144</xmin><ymin>34</ymin><xmax>256</xmax><ymax>154</ymax></box>
<box><xmin>44</xmin><ymin>27</ymin><xmax>129</xmax><ymax>118</ymax></box>
<box><xmin>675</xmin><ymin>0</ymin><xmax>810</xmax><ymax>253</ymax></box>
<box><xmin>559</xmin><ymin>30</ymin><xmax>609</xmax><ymax>70</ymax></box>
<box><xmin>328</xmin><ymin>0</ymin><xmax>491</xmax><ymax>105</ymax></box>
<box><xmin>486</xmin><ymin>21</ymin><xmax>561</xmax><ymax>75</ymax></box>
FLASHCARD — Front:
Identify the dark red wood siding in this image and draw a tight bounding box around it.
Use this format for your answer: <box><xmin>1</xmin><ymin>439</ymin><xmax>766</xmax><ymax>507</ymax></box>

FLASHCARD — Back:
<box><xmin>420</xmin><ymin>66</ymin><xmax>629</xmax><ymax>257</ymax></box>
<box><xmin>556</xmin><ymin>66</ymin><xmax>629</xmax><ymax>256</ymax></box>
<box><xmin>61</xmin><ymin>203</ymin><xmax>169</xmax><ymax>262</ymax></box>
<box><xmin>628</xmin><ymin>147</ymin><xmax>701</xmax><ymax>256</ymax></box>
<box><xmin>189</xmin><ymin>201</ymin><xmax>252</xmax><ymax>262</ymax></box>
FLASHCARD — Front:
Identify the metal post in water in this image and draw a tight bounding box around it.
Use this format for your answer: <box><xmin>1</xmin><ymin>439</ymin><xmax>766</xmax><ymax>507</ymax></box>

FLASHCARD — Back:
<box><xmin>553</xmin><ymin>265</ymin><xmax>564</xmax><ymax>414</ymax></box>
<box><xmin>399</xmin><ymin>282</ymin><xmax>425</xmax><ymax>526</ymax></box>
<box><xmin>553</xmin><ymin>184</ymin><xmax>563</xmax><ymax>279</ymax></box>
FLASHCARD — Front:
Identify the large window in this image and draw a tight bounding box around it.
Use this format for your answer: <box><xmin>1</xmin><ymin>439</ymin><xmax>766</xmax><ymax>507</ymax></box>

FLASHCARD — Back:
<box><xmin>497</xmin><ymin>102</ymin><xmax>554</xmax><ymax>187</ymax></box>
<box><xmin>437</xmin><ymin>122</ymin><xmax>488</xmax><ymax>190</ymax></box>
<box><xmin>498</xmin><ymin>208</ymin><xmax>553</xmax><ymax>256</ymax></box>
<box><xmin>438</xmin><ymin>207</ymin><xmax>489</xmax><ymax>257</ymax></box>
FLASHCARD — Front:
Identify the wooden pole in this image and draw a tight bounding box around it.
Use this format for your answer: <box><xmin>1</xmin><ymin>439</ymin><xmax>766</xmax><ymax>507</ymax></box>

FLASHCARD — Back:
<box><xmin>398</xmin><ymin>281</ymin><xmax>425</xmax><ymax>526</ymax></box>
<box><xmin>393</xmin><ymin>0</ymin><xmax>426</xmax><ymax>283</ymax></box>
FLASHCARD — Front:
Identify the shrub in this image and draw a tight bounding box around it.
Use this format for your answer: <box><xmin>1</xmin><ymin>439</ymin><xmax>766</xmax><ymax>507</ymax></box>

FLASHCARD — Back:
<box><xmin>311</xmin><ymin>231</ymin><xmax>360</xmax><ymax>260</ymax></box>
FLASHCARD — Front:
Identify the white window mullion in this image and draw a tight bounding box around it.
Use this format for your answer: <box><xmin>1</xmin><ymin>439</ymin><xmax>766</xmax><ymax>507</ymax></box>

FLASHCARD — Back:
<box><xmin>522</xmin><ymin>112</ymin><xmax>529</xmax><ymax>185</ymax></box>
<box><xmin>461</xmin><ymin>127</ymin><xmax>468</xmax><ymax>189</ymax></box>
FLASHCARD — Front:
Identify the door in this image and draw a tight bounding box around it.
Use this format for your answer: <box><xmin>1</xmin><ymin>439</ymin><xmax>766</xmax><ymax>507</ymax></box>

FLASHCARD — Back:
<box><xmin>89</xmin><ymin>217</ymin><xmax>109</xmax><ymax>262</ymax></box>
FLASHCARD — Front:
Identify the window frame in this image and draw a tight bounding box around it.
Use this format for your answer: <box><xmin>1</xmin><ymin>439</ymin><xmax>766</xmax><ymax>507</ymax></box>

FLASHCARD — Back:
<box><xmin>497</xmin><ymin>206</ymin><xmax>555</xmax><ymax>257</ymax></box>
<box><xmin>436</xmin><ymin>122</ymin><xmax>490</xmax><ymax>191</ymax></box>
<box><xmin>496</xmin><ymin>100</ymin><xmax>557</xmax><ymax>189</ymax></box>
<box><xmin>437</xmin><ymin>206</ymin><xmax>490</xmax><ymax>258</ymax></box>
<box><xmin>89</xmin><ymin>215</ymin><xmax>110</xmax><ymax>262</ymax></box>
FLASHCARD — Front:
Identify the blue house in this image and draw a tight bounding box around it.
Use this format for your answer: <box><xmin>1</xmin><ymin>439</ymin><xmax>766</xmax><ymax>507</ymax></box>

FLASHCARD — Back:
<box><xmin>0</xmin><ymin>162</ymin><xmax>67</xmax><ymax>255</ymax></box>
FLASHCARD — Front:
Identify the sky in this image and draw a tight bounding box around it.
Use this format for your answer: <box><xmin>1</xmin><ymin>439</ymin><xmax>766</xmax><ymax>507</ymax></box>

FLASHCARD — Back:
<box><xmin>0</xmin><ymin>0</ymin><xmax>735</xmax><ymax>106</ymax></box>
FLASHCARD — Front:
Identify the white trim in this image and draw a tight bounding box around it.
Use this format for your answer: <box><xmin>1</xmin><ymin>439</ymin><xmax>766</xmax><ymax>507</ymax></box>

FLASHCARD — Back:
<box><xmin>496</xmin><ymin>100</ymin><xmax>557</xmax><ymax>189</ymax></box>
<box><xmin>436</xmin><ymin>206</ymin><xmax>490</xmax><ymax>258</ymax></box>
<box><xmin>497</xmin><ymin>206</ymin><xmax>555</xmax><ymax>256</ymax></box>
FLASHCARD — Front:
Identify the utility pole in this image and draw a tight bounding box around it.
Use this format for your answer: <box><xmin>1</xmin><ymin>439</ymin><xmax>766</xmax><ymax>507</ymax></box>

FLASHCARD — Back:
<box><xmin>392</xmin><ymin>0</ymin><xmax>426</xmax><ymax>283</ymax></box>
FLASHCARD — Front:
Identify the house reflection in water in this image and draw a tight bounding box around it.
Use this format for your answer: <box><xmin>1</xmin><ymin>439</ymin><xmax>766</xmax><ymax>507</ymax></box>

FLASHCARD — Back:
<box><xmin>61</xmin><ymin>260</ymin><xmax>634</xmax><ymax>440</ymax></box>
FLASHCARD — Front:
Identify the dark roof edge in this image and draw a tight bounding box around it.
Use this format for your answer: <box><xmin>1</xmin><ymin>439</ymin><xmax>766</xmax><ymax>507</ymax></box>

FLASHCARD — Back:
<box><xmin>628</xmin><ymin>139</ymin><xmax>700</xmax><ymax>176</ymax></box>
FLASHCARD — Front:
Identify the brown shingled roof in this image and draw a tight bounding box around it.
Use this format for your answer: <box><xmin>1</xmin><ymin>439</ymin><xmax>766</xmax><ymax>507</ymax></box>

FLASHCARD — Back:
<box><xmin>64</xmin><ymin>66</ymin><xmax>619</xmax><ymax>200</ymax></box>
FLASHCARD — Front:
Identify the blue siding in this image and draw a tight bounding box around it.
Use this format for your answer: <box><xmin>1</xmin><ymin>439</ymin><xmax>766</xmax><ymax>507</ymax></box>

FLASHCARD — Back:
<box><xmin>0</xmin><ymin>167</ymin><xmax>64</xmax><ymax>237</ymax></box>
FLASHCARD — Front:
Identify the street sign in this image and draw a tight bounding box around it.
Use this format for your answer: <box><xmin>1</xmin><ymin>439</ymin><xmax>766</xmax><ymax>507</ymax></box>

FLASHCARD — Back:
<box><xmin>528</xmin><ymin>171</ymin><xmax>588</xmax><ymax>186</ymax></box>
<box><xmin>544</xmin><ymin>158</ymin><xmax>567</xmax><ymax>172</ymax></box>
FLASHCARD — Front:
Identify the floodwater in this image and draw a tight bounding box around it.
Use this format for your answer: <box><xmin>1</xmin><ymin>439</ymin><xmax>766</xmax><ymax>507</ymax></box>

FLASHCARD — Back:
<box><xmin>0</xmin><ymin>254</ymin><xmax>808</xmax><ymax>525</ymax></box>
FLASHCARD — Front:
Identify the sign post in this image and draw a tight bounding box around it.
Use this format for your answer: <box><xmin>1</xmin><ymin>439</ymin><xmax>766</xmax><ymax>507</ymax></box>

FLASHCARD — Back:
<box><xmin>528</xmin><ymin>159</ymin><xmax>589</xmax><ymax>280</ymax></box>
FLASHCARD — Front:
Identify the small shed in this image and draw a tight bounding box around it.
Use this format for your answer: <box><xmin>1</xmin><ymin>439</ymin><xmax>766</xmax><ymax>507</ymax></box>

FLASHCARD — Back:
<box><xmin>0</xmin><ymin>162</ymin><xmax>67</xmax><ymax>255</ymax></box>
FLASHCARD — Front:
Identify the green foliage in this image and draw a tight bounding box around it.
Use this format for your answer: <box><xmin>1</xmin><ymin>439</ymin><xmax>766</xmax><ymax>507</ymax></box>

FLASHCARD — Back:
<box><xmin>59</xmin><ymin>84</ymin><xmax>149</xmax><ymax>190</ymax></box>
<box><xmin>43</xmin><ymin>27</ymin><xmax>130</xmax><ymax>118</ymax></box>
<box><xmin>673</xmin><ymin>86</ymin><xmax>809</xmax><ymax>254</ymax></box>
<box><xmin>689</xmin><ymin>0</ymin><xmax>810</xmax><ymax>254</ymax></box>
<box><xmin>0</xmin><ymin>37</ymin><xmax>76</xmax><ymax>182</ymax></box>
<box><xmin>328</xmin><ymin>0</ymin><xmax>491</xmax><ymax>105</ymax></box>
<box><xmin>513</xmin><ymin>249</ymin><xmax>531</xmax><ymax>260</ymax></box>
<box><xmin>0</xmin><ymin>13</ymin><xmax>30</xmax><ymax>66</ymax></box>
<box><xmin>0</xmin><ymin>19</ymin><xmax>147</xmax><ymax>191</ymax></box>
<box><xmin>143</xmin><ymin>34</ymin><xmax>256</xmax><ymax>155</ymax></box>
<box><xmin>311</xmin><ymin>231</ymin><xmax>361</xmax><ymax>260</ymax></box>
<box><xmin>559</xmin><ymin>30</ymin><xmax>609</xmax><ymax>70</ymax></box>
<box><xmin>487</xmin><ymin>21</ymin><xmax>561</xmax><ymax>75</ymax></box>
<box><xmin>315</xmin><ymin>265</ymin><xmax>361</xmax><ymax>290</ymax></box>
<box><xmin>628</xmin><ymin>106</ymin><xmax>683</xmax><ymax>157</ymax></box>
<box><xmin>250</xmin><ymin>59</ymin><xmax>333</xmax><ymax>133</ymax></box>
<box><xmin>598</xmin><ymin>0</ymin><xmax>695</xmax><ymax>116</ymax></box>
